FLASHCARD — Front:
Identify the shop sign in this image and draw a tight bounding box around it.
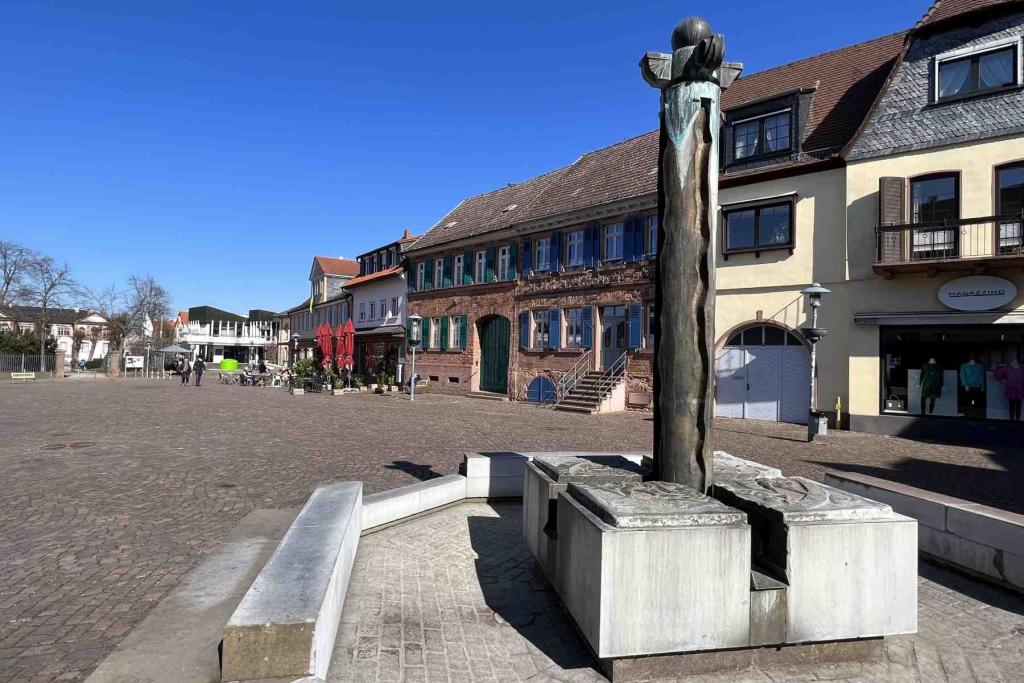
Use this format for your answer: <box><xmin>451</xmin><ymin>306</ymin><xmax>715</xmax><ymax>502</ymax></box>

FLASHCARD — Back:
<box><xmin>938</xmin><ymin>275</ymin><xmax>1017</xmax><ymax>311</ymax></box>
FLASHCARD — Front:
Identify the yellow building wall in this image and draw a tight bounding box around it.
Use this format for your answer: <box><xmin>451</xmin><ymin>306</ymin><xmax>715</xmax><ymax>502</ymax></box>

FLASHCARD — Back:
<box><xmin>845</xmin><ymin>136</ymin><xmax>1024</xmax><ymax>420</ymax></box>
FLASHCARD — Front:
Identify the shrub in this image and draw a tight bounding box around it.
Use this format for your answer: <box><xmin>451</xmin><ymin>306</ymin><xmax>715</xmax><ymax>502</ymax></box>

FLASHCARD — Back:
<box><xmin>292</xmin><ymin>357</ymin><xmax>315</xmax><ymax>379</ymax></box>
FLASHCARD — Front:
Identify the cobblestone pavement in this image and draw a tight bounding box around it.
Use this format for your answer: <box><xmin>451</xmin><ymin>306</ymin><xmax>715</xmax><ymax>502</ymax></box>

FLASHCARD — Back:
<box><xmin>331</xmin><ymin>502</ymin><xmax>1024</xmax><ymax>683</ymax></box>
<box><xmin>1</xmin><ymin>380</ymin><xmax>1022</xmax><ymax>680</ymax></box>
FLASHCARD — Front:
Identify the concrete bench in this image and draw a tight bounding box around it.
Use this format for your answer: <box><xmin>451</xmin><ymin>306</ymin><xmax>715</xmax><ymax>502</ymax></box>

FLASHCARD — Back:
<box><xmin>221</xmin><ymin>482</ymin><xmax>362</xmax><ymax>681</ymax></box>
<box><xmin>824</xmin><ymin>471</ymin><xmax>1024</xmax><ymax>594</ymax></box>
<box><xmin>10</xmin><ymin>372</ymin><xmax>36</xmax><ymax>383</ymax></box>
<box><xmin>362</xmin><ymin>474</ymin><xmax>466</xmax><ymax>531</ymax></box>
<box><xmin>464</xmin><ymin>451</ymin><xmax>650</xmax><ymax>499</ymax></box>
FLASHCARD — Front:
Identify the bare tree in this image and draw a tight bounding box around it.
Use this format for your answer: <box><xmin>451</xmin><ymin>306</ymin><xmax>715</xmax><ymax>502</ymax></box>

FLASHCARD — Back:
<box><xmin>127</xmin><ymin>274</ymin><xmax>172</xmax><ymax>343</ymax></box>
<box><xmin>22</xmin><ymin>256</ymin><xmax>74</xmax><ymax>373</ymax></box>
<box><xmin>0</xmin><ymin>241</ymin><xmax>36</xmax><ymax>307</ymax></box>
<box><xmin>80</xmin><ymin>274</ymin><xmax>172</xmax><ymax>376</ymax></box>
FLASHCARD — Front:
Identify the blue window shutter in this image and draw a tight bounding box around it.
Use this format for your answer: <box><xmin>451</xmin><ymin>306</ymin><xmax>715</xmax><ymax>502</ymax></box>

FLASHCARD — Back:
<box><xmin>485</xmin><ymin>248</ymin><xmax>496</xmax><ymax>283</ymax></box>
<box><xmin>442</xmin><ymin>256</ymin><xmax>452</xmax><ymax>288</ymax></box>
<box><xmin>585</xmin><ymin>223</ymin><xmax>600</xmax><ymax>267</ymax></box>
<box><xmin>422</xmin><ymin>317</ymin><xmax>431</xmax><ymax>350</ymax></box>
<box><xmin>463</xmin><ymin>250</ymin><xmax>473</xmax><ymax>284</ymax></box>
<box><xmin>627</xmin><ymin>303</ymin><xmax>642</xmax><ymax>349</ymax></box>
<box><xmin>423</xmin><ymin>260</ymin><xmax>433</xmax><ymax>291</ymax></box>
<box><xmin>583</xmin><ymin>228</ymin><xmax>593</xmax><ymax>267</ymax></box>
<box><xmin>581</xmin><ymin>306</ymin><xmax>593</xmax><ymax>348</ymax></box>
<box><xmin>508</xmin><ymin>242</ymin><xmax>518</xmax><ymax>279</ymax></box>
<box><xmin>459</xmin><ymin>315</ymin><xmax>468</xmax><ymax>349</ymax></box>
<box><xmin>551</xmin><ymin>232</ymin><xmax>562</xmax><ymax>271</ymax></box>
<box><xmin>519</xmin><ymin>311</ymin><xmax>530</xmax><ymax>350</ymax></box>
<box><xmin>549</xmin><ymin>308</ymin><xmax>561</xmax><ymax>349</ymax></box>
<box><xmin>440</xmin><ymin>316</ymin><xmax>450</xmax><ymax>350</ymax></box>
<box><xmin>523</xmin><ymin>239</ymin><xmax>532</xmax><ymax>275</ymax></box>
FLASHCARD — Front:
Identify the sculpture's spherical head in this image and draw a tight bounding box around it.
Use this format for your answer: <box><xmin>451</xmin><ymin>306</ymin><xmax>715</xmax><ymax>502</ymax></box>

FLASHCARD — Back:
<box><xmin>671</xmin><ymin>16</ymin><xmax>712</xmax><ymax>50</ymax></box>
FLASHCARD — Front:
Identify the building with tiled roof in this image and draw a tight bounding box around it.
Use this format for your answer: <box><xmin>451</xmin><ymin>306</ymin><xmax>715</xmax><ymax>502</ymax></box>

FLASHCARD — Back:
<box><xmin>1</xmin><ymin>305</ymin><xmax>110</xmax><ymax>366</ymax></box>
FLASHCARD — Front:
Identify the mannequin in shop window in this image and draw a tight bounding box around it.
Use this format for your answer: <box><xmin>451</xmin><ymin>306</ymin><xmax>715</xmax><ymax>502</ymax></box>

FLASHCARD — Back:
<box><xmin>959</xmin><ymin>356</ymin><xmax>986</xmax><ymax>419</ymax></box>
<box><xmin>994</xmin><ymin>359</ymin><xmax>1024</xmax><ymax>421</ymax></box>
<box><xmin>920</xmin><ymin>358</ymin><xmax>943</xmax><ymax>415</ymax></box>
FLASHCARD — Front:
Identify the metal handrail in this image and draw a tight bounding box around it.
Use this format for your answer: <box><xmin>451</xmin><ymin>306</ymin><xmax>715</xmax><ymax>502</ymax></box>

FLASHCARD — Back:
<box><xmin>589</xmin><ymin>350</ymin><xmax>628</xmax><ymax>404</ymax></box>
<box><xmin>876</xmin><ymin>211</ymin><xmax>1024</xmax><ymax>232</ymax></box>
<box><xmin>558</xmin><ymin>348</ymin><xmax>593</xmax><ymax>399</ymax></box>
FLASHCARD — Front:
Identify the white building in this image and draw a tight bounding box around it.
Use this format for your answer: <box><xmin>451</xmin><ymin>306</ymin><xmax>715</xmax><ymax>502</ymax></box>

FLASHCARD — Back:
<box><xmin>174</xmin><ymin>306</ymin><xmax>280</xmax><ymax>365</ymax></box>
<box><xmin>0</xmin><ymin>306</ymin><xmax>110</xmax><ymax>365</ymax></box>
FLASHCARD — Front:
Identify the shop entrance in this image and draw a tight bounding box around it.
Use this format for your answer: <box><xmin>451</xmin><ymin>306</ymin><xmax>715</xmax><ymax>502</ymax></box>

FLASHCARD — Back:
<box><xmin>715</xmin><ymin>324</ymin><xmax>810</xmax><ymax>424</ymax></box>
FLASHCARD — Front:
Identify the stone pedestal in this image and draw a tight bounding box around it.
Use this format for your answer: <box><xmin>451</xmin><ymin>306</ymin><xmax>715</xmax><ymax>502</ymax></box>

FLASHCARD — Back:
<box><xmin>524</xmin><ymin>455</ymin><xmax>651</xmax><ymax>582</ymax></box>
<box><xmin>555</xmin><ymin>480</ymin><xmax>751</xmax><ymax>658</ymax></box>
<box><xmin>713</xmin><ymin>476</ymin><xmax>918</xmax><ymax>642</ymax></box>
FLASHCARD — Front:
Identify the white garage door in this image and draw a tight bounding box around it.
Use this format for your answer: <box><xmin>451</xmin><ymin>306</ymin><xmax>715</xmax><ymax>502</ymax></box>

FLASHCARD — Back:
<box><xmin>715</xmin><ymin>325</ymin><xmax>810</xmax><ymax>425</ymax></box>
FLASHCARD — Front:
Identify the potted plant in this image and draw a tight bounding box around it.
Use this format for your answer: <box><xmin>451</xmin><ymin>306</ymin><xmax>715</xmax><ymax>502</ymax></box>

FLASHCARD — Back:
<box><xmin>290</xmin><ymin>358</ymin><xmax>314</xmax><ymax>395</ymax></box>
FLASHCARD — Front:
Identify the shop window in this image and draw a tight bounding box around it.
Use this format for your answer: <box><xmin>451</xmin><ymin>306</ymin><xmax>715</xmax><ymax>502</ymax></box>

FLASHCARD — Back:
<box><xmin>911</xmin><ymin>173</ymin><xmax>959</xmax><ymax>259</ymax></box>
<box><xmin>935</xmin><ymin>41</ymin><xmax>1019</xmax><ymax>103</ymax></box>
<box><xmin>997</xmin><ymin>162</ymin><xmax>1024</xmax><ymax>254</ymax></box>
<box><xmin>723</xmin><ymin>202</ymin><xmax>793</xmax><ymax>254</ymax></box>
<box><xmin>881</xmin><ymin>326</ymin><xmax>1024</xmax><ymax>421</ymax></box>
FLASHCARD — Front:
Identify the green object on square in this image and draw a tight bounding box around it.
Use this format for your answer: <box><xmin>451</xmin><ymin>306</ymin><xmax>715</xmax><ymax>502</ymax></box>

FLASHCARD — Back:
<box><xmin>220</xmin><ymin>359</ymin><xmax>239</xmax><ymax>371</ymax></box>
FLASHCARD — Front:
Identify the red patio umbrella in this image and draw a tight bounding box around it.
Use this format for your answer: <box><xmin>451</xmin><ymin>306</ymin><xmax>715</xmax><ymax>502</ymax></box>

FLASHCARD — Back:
<box><xmin>317</xmin><ymin>324</ymin><xmax>333</xmax><ymax>370</ymax></box>
<box><xmin>342</xmin><ymin>319</ymin><xmax>356</xmax><ymax>373</ymax></box>
<box><xmin>334</xmin><ymin>323</ymin><xmax>347</xmax><ymax>371</ymax></box>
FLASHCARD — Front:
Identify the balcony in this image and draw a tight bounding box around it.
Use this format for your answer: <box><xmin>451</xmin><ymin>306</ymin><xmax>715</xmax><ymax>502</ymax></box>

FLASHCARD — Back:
<box><xmin>874</xmin><ymin>213</ymin><xmax>1024</xmax><ymax>277</ymax></box>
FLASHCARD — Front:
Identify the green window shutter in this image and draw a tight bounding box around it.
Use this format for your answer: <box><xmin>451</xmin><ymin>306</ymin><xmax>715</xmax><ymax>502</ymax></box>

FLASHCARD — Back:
<box><xmin>442</xmin><ymin>256</ymin><xmax>452</xmax><ymax>288</ymax></box>
<box><xmin>508</xmin><ymin>242</ymin><xmax>518</xmax><ymax>280</ymax></box>
<box><xmin>440</xmin><ymin>316</ymin><xmax>450</xmax><ymax>350</ymax></box>
<box><xmin>422</xmin><ymin>318</ymin><xmax>431</xmax><ymax>350</ymax></box>
<box><xmin>485</xmin><ymin>248</ymin><xmax>496</xmax><ymax>283</ymax></box>
<box><xmin>463</xmin><ymin>251</ymin><xmax>474</xmax><ymax>284</ymax></box>
<box><xmin>406</xmin><ymin>260</ymin><xmax>416</xmax><ymax>293</ymax></box>
<box><xmin>423</xmin><ymin>260</ymin><xmax>433</xmax><ymax>291</ymax></box>
<box><xmin>459</xmin><ymin>315</ymin><xmax>468</xmax><ymax>349</ymax></box>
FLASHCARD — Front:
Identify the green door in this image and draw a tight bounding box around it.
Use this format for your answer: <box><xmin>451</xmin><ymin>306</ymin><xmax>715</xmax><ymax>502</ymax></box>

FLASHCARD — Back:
<box><xmin>479</xmin><ymin>316</ymin><xmax>510</xmax><ymax>394</ymax></box>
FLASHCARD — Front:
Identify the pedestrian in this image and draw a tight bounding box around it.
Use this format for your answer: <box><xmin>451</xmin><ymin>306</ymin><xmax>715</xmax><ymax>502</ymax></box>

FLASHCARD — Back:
<box><xmin>181</xmin><ymin>357</ymin><xmax>192</xmax><ymax>386</ymax></box>
<box><xmin>193</xmin><ymin>356</ymin><xmax>205</xmax><ymax>386</ymax></box>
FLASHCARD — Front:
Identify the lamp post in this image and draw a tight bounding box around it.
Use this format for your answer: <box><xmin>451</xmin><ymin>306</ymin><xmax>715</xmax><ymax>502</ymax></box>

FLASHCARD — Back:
<box><xmin>291</xmin><ymin>333</ymin><xmax>299</xmax><ymax>367</ymax></box>
<box><xmin>801</xmin><ymin>283</ymin><xmax>831</xmax><ymax>441</ymax></box>
<box><xmin>145</xmin><ymin>341</ymin><xmax>152</xmax><ymax>379</ymax></box>
<box><xmin>407</xmin><ymin>314</ymin><xmax>422</xmax><ymax>402</ymax></box>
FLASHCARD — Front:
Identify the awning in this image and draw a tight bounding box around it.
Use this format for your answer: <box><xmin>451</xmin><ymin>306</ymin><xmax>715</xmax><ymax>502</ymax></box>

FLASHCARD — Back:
<box><xmin>158</xmin><ymin>344</ymin><xmax>191</xmax><ymax>353</ymax></box>
<box><xmin>355</xmin><ymin>325</ymin><xmax>406</xmax><ymax>338</ymax></box>
<box><xmin>854</xmin><ymin>311</ymin><xmax>1024</xmax><ymax>326</ymax></box>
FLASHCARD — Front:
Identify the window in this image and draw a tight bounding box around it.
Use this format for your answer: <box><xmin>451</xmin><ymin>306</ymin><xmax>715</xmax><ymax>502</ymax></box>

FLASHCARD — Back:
<box><xmin>535</xmin><ymin>237</ymin><xmax>552</xmax><ymax>271</ymax></box>
<box><xmin>733</xmin><ymin>110</ymin><xmax>791</xmax><ymax>160</ymax></box>
<box><xmin>434</xmin><ymin>258</ymin><xmax>444</xmax><ymax>289</ymax></box>
<box><xmin>533</xmin><ymin>310</ymin><xmax>550</xmax><ymax>348</ymax></box>
<box><xmin>359</xmin><ymin>303</ymin><xmax>366</xmax><ymax>321</ymax></box>
<box><xmin>416</xmin><ymin>262</ymin><xmax>426</xmax><ymax>290</ymax></box>
<box><xmin>453</xmin><ymin>254</ymin><xmax>464</xmax><ymax>285</ymax></box>
<box><xmin>604</xmin><ymin>223</ymin><xmax>624</xmax><ymax>261</ymax></box>
<box><xmin>936</xmin><ymin>43</ymin><xmax>1019</xmax><ymax>102</ymax></box>
<box><xmin>369</xmin><ymin>301</ymin><xmax>376</xmax><ymax>320</ymax></box>
<box><xmin>475</xmin><ymin>251</ymin><xmax>486</xmax><ymax>283</ymax></box>
<box><xmin>565</xmin><ymin>308</ymin><xmax>583</xmax><ymax>348</ymax></box>
<box><xmin>725</xmin><ymin>325</ymin><xmax>804</xmax><ymax>347</ymax></box>
<box><xmin>723</xmin><ymin>202</ymin><xmax>793</xmax><ymax>253</ymax></box>
<box><xmin>379</xmin><ymin>299</ymin><xmax>387</xmax><ymax>319</ymax></box>
<box><xmin>448</xmin><ymin>316</ymin><xmax>460</xmax><ymax>348</ymax></box>
<box><xmin>498</xmin><ymin>246</ymin><xmax>511</xmax><ymax>280</ymax></box>
<box><xmin>567</xmin><ymin>230</ymin><xmax>584</xmax><ymax>266</ymax></box>
<box><xmin>390</xmin><ymin>297</ymin><xmax>399</xmax><ymax>318</ymax></box>
<box><xmin>911</xmin><ymin>174</ymin><xmax>959</xmax><ymax>258</ymax></box>
<box><xmin>430</xmin><ymin>318</ymin><xmax>442</xmax><ymax>348</ymax></box>
<box><xmin>998</xmin><ymin>162</ymin><xmax>1024</xmax><ymax>254</ymax></box>
<box><xmin>646</xmin><ymin>215</ymin><xmax>659</xmax><ymax>256</ymax></box>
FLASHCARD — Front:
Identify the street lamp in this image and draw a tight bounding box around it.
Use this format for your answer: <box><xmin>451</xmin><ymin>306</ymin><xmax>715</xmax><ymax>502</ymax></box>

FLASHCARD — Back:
<box><xmin>145</xmin><ymin>341</ymin><xmax>152</xmax><ymax>379</ymax></box>
<box><xmin>801</xmin><ymin>283</ymin><xmax>831</xmax><ymax>441</ymax></box>
<box><xmin>291</xmin><ymin>333</ymin><xmax>299</xmax><ymax>367</ymax></box>
<box><xmin>407</xmin><ymin>314</ymin><xmax>422</xmax><ymax>401</ymax></box>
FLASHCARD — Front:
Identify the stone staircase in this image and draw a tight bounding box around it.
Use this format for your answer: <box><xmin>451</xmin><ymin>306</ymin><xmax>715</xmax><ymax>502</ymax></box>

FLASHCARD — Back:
<box><xmin>555</xmin><ymin>369</ymin><xmax>625</xmax><ymax>414</ymax></box>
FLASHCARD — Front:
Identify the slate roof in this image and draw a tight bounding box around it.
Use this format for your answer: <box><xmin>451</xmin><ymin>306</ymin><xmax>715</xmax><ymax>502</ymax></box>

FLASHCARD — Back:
<box><xmin>314</xmin><ymin>256</ymin><xmax>360</xmax><ymax>277</ymax></box>
<box><xmin>916</xmin><ymin>0</ymin><xmax>1021</xmax><ymax>29</ymax></box>
<box><xmin>0</xmin><ymin>306</ymin><xmax>103</xmax><ymax>325</ymax></box>
<box><xmin>408</xmin><ymin>29</ymin><xmax>909</xmax><ymax>254</ymax></box>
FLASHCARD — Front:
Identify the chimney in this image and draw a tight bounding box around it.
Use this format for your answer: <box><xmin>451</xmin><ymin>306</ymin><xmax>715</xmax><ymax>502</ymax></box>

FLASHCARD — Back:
<box><xmin>402</xmin><ymin>228</ymin><xmax>412</xmax><ymax>240</ymax></box>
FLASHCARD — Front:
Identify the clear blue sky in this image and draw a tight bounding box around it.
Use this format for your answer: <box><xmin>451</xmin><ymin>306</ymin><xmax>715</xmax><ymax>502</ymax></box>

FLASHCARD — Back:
<box><xmin>2</xmin><ymin>1</ymin><xmax>927</xmax><ymax>314</ymax></box>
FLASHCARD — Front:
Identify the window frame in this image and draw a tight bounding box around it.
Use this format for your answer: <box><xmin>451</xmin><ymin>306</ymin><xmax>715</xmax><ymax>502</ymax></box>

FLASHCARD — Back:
<box><xmin>453</xmin><ymin>254</ymin><xmax>464</xmax><ymax>285</ymax></box>
<box><xmin>430</xmin><ymin>317</ymin><xmax>442</xmax><ymax>348</ymax></box>
<box><xmin>475</xmin><ymin>251</ymin><xmax>486</xmax><ymax>283</ymax></box>
<box><xmin>359</xmin><ymin>303</ymin><xmax>366</xmax><ymax>322</ymax></box>
<box><xmin>416</xmin><ymin>262</ymin><xmax>426</xmax><ymax>291</ymax></box>
<box><xmin>564</xmin><ymin>308</ymin><xmax>583</xmax><ymax>348</ymax></box>
<box><xmin>934</xmin><ymin>38</ymin><xmax>1022</xmax><ymax>104</ymax></box>
<box><xmin>448</xmin><ymin>315</ymin><xmax>460</xmax><ymax>348</ymax></box>
<box><xmin>390</xmin><ymin>297</ymin><xmax>399</xmax><ymax>319</ymax></box>
<box><xmin>731</xmin><ymin>109</ymin><xmax>793</xmax><ymax>162</ymax></box>
<box><xmin>433</xmin><ymin>258</ymin><xmax>444</xmax><ymax>289</ymax></box>
<box><xmin>646</xmin><ymin>215</ymin><xmax>659</xmax><ymax>256</ymax></box>
<box><xmin>532</xmin><ymin>310</ymin><xmax>550</xmax><ymax>349</ymax></box>
<box><xmin>645</xmin><ymin>303</ymin><xmax>655</xmax><ymax>350</ymax></box>
<box><xmin>721</xmin><ymin>200</ymin><xmax>795</xmax><ymax>256</ymax></box>
<box><xmin>497</xmin><ymin>245</ymin><xmax>511</xmax><ymax>280</ymax></box>
<box><xmin>603</xmin><ymin>222</ymin><xmax>625</xmax><ymax>262</ymax></box>
<box><xmin>995</xmin><ymin>161</ymin><xmax>1024</xmax><ymax>254</ymax></box>
<box><xmin>566</xmin><ymin>230</ymin><xmax>584</xmax><ymax>267</ymax></box>
<box><xmin>535</xmin><ymin>237</ymin><xmax>552</xmax><ymax>272</ymax></box>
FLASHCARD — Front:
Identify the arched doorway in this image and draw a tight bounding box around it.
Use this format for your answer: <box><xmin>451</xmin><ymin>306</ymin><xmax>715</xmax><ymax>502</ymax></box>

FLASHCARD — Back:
<box><xmin>478</xmin><ymin>315</ymin><xmax>510</xmax><ymax>394</ymax></box>
<box><xmin>715</xmin><ymin>323</ymin><xmax>810</xmax><ymax>424</ymax></box>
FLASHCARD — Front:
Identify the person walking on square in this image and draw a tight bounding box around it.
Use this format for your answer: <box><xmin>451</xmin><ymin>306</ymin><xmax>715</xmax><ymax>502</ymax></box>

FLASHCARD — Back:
<box><xmin>180</xmin><ymin>357</ymin><xmax>191</xmax><ymax>386</ymax></box>
<box><xmin>193</xmin><ymin>356</ymin><xmax>205</xmax><ymax>386</ymax></box>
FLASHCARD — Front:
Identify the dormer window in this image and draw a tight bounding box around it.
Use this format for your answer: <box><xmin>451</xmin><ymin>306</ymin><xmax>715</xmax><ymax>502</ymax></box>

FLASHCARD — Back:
<box><xmin>733</xmin><ymin>110</ymin><xmax>791</xmax><ymax>161</ymax></box>
<box><xmin>935</xmin><ymin>39</ymin><xmax>1021</xmax><ymax>102</ymax></box>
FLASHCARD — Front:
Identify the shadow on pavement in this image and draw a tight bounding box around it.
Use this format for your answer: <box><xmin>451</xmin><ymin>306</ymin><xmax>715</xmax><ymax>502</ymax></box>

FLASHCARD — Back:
<box><xmin>920</xmin><ymin>560</ymin><xmax>1024</xmax><ymax>618</ymax></box>
<box><xmin>466</xmin><ymin>504</ymin><xmax>601</xmax><ymax>676</ymax></box>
